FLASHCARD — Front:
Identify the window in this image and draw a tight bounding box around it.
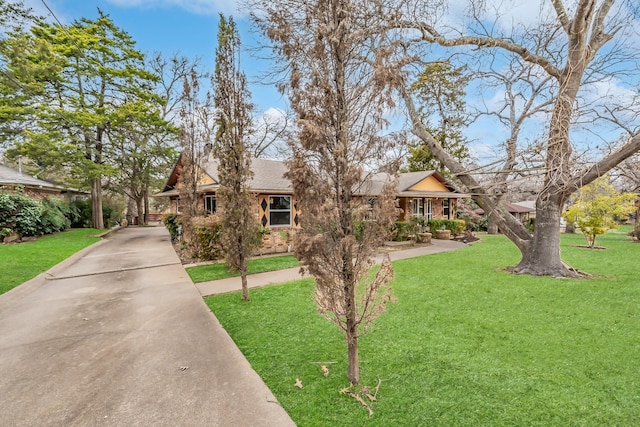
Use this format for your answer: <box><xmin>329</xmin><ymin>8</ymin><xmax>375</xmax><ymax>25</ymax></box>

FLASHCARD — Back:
<box><xmin>443</xmin><ymin>199</ymin><xmax>450</xmax><ymax>219</ymax></box>
<box><xmin>412</xmin><ymin>198</ymin><xmax>424</xmax><ymax>217</ymax></box>
<box><xmin>425</xmin><ymin>199</ymin><xmax>433</xmax><ymax>220</ymax></box>
<box><xmin>204</xmin><ymin>195</ymin><xmax>216</xmax><ymax>213</ymax></box>
<box><xmin>269</xmin><ymin>195</ymin><xmax>291</xmax><ymax>226</ymax></box>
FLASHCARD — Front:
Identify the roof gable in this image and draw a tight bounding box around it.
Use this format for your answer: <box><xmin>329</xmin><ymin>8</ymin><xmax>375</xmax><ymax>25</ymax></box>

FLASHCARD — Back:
<box><xmin>161</xmin><ymin>153</ymin><xmax>217</xmax><ymax>192</ymax></box>
<box><xmin>406</xmin><ymin>174</ymin><xmax>449</xmax><ymax>192</ymax></box>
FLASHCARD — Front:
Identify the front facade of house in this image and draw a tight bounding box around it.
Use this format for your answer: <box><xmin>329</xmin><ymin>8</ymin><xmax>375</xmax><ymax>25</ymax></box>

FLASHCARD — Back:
<box><xmin>156</xmin><ymin>155</ymin><xmax>469</xmax><ymax>251</ymax></box>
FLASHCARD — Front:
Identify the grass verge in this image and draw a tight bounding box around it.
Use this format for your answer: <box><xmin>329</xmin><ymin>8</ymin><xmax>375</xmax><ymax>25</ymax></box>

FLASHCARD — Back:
<box><xmin>186</xmin><ymin>254</ymin><xmax>300</xmax><ymax>283</ymax></box>
<box><xmin>0</xmin><ymin>228</ymin><xmax>103</xmax><ymax>295</ymax></box>
<box><xmin>205</xmin><ymin>228</ymin><xmax>640</xmax><ymax>426</ymax></box>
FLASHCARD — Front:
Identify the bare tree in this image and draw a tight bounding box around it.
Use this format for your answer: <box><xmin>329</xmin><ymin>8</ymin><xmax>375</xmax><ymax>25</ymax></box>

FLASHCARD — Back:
<box><xmin>213</xmin><ymin>14</ymin><xmax>261</xmax><ymax>302</ymax></box>
<box><xmin>387</xmin><ymin>0</ymin><xmax>640</xmax><ymax>277</ymax></box>
<box><xmin>250</xmin><ymin>108</ymin><xmax>295</xmax><ymax>159</ymax></box>
<box><xmin>178</xmin><ymin>69</ymin><xmax>214</xmax><ymax>247</ymax></box>
<box><xmin>251</xmin><ymin>0</ymin><xmax>400</xmax><ymax>385</ymax></box>
<box><xmin>471</xmin><ymin>54</ymin><xmax>555</xmax><ymax>233</ymax></box>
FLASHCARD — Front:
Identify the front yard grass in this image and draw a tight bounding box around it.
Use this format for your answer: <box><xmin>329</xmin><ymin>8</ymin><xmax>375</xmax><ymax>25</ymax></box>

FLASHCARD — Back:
<box><xmin>0</xmin><ymin>228</ymin><xmax>103</xmax><ymax>295</ymax></box>
<box><xmin>205</xmin><ymin>228</ymin><xmax>640</xmax><ymax>426</ymax></box>
<box><xmin>186</xmin><ymin>254</ymin><xmax>300</xmax><ymax>283</ymax></box>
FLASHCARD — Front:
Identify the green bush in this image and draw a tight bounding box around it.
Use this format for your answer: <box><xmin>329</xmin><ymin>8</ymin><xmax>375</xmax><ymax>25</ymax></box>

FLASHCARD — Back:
<box><xmin>524</xmin><ymin>217</ymin><xmax>536</xmax><ymax>232</ymax></box>
<box><xmin>68</xmin><ymin>199</ymin><xmax>92</xmax><ymax>228</ymax></box>
<box><xmin>0</xmin><ymin>192</ymin><xmax>43</xmax><ymax>236</ymax></box>
<box><xmin>428</xmin><ymin>219</ymin><xmax>466</xmax><ymax>236</ymax></box>
<box><xmin>40</xmin><ymin>197</ymin><xmax>71</xmax><ymax>234</ymax></box>
<box><xmin>162</xmin><ymin>213</ymin><xmax>181</xmax><ymax>240</ymax></box>
<box><xmin>0</xmin><ymin>192</ymin><xmax>70</xmax><ymax>238</ymax></box>
<box><xmin>393</xmin><ymin>221</ymin><xmax>411</xmax><ymax>241</ymax></box>
<box><xmin>67</xmin><ymin>198</ymin><xmax>120</xmax><ymax>229</ymax></box>
<box><xmin>191</xmin><ymin>215</ymin><xmax>223</xmax><ymax>261</ymax></box>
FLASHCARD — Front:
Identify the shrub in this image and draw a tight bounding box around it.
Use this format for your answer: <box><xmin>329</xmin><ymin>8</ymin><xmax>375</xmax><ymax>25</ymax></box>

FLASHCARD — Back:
<box><xmin>66</xmin><ymin>198</ymin><xmax>121</xmax><ymax>229</ymax></box>
<box><xmin>68</xmin><ymin>199</ymin><xmax>92</xmax><ymax>228</ymax></box>
<box><xmin>162</xmin><ymin>213</ymin><xmax>181</xmax><ymax>241</ymax></box>
<box><xmin>428</xmin><ymin>219</ymin><xmax>466</xmax><ymax>236</ymax></box>
<box><xmin>191</xmin><ymin>215</ymin><xmax>223</xmax><ymax>261</ymax></box>
<box><xmin>40</xmin><ymin>197</ymin><xmax>71</xmax><ymax>234</ymax></box>
<box><xmin>0</xmin><ymin>192</ymin><xmax>71</xmax><ymax>238</ymax></box>
<box><xmin>0</xmin><ymin>192</ymin><xmax>42</xmax><ymax>236</ymax></box>
<box><xmin>393</xmin><ymin>221</ymin><xmax>411</xmax><ymax>241</ymax></box>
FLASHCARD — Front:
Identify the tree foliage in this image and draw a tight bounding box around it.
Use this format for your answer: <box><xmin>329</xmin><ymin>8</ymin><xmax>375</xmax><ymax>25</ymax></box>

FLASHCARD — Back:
<box><xmin>407</xmin><ymin>61</ymin><xmax>471</xmax><ymax>175</ymax></box>
<box><xmin>563</xmin><ymin>177</ymin><xmax>636</xmax><ymax>248</ymax></box>
<box><xmin>213</xmin><ymin>14</ymin><xmax>261</xmax><ymax>301</ymax></box>
<box><xmin>1</xmin><ymin>10</ymin><xmax>174</xmax><ymax>228</ymax></box>
<box><xmin>252</xmin><ymin>0</ymin><xmax>399</xmax><ymax>385</ymax></box>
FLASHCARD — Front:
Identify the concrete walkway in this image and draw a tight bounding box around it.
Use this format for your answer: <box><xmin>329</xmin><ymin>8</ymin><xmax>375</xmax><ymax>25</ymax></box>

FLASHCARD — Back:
<box><xmin>0</xmin><ymin>227</ymin><xmax>295</xmax><ymax>427</ymax></box>
<box><xmin>196</xmin><ymin>238</ymin><xmax>467</xmax><ymax>297</ymax></box>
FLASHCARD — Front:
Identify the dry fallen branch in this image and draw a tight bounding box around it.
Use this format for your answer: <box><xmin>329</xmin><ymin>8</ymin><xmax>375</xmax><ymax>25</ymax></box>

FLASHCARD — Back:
<box><xmin>340</xmin><ymin>387</ymin><xmax>373</xmax><ymax>416</ymax></box>
<box><xmin>339</xmin><ymin>378</ymin><xmax>383</xmax><ymax>417</ymax></box>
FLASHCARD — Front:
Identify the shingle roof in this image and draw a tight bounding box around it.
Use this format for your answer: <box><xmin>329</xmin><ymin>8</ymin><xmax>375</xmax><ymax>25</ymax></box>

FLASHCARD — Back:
<box><xmin>157</xmin><ymin>155</ymin><xmax>467</xmax><ymax>198</ymax></box>
<box><xmin>203</xmin><ymin>158</ymin><xmax>292</xmax><ymax>192</ymax></box>
<box><xmin>0</xmin><ymin>163</ymin><xmax>63</xmax><ymax>190</ymax></box>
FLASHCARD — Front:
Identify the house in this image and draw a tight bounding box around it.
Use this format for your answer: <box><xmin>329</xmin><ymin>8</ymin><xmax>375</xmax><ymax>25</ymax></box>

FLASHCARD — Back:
<box><xmin>157</xmin><ymin>154</ymin><xmax>469</xmax><ymax>225</ymax></box>
<box><xmin>0</xmin><ymin>162</ymin><xmax>83</xmax><ymax>199</ymax></box>
<box><xmin>155</xmin><ymin>154</ymin><xmax>469</xmax><ymax>251</ymax></box>
<box><xmin>474</xmin><ymin>200</ymin><xmax>536</xmax><ymax>223</ymax></box>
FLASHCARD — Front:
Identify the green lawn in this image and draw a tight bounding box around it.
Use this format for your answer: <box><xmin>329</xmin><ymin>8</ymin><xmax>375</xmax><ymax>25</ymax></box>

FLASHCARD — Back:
<box><xmin>0</xmin><ymin>228</ymin><xmax>103</xmax><ymax>295</ymax></box>
<box><xmin>186</xmin><ymin>254</ymin><xmax>300</xmax><ymax>283</ymax></box>
<box><xmin>205</xmin><ymin>228</ymin><xmax>640</xmax><ymax>426</ymax></box>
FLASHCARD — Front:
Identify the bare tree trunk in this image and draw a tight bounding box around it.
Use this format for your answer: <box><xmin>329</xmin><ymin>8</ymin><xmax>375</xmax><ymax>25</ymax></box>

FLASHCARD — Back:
<box><xmin>346</xmin><ymin>322</ymin><xmax>359</xmax><ymax>385</ymax></box>
<box><xmin>513</xmin><ymin>197</ymin><xmax>572</xmax><ymax>276</ymax></box>
<box><xmin>487</xmin><ymin>214</ymin><xmax>499</xmax><ymax>235</ymax></box>
<box><xmin>91</xmin><ymin>178</ymin><xmax>104</xmax><ymax>229</ymax></box>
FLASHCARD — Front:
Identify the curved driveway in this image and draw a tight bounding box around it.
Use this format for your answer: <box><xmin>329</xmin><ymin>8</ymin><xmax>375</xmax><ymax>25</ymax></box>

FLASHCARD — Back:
<box><xmin>0</xmin><ymin>226</ymin><xmax>294</xmax><ymax>426</ymax></box>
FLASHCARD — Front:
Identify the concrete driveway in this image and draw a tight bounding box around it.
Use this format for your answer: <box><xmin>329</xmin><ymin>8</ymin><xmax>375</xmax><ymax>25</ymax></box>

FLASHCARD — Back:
<box><xmin>0</xmin><ymin>226</ymin><xmax>295</xmax><ymax>427</ymax></box>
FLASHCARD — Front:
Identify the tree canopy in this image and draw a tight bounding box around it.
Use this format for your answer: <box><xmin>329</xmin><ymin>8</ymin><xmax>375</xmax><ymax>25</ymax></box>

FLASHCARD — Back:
<box><xmin>563</xmin><ymin>176</ymin><xmax>637</xmax><ymax>249</ymax></box>
<box><xmin>0</xmin><ymin>8</ymin><xmax>178</xmax><ymax>227</ymax></box>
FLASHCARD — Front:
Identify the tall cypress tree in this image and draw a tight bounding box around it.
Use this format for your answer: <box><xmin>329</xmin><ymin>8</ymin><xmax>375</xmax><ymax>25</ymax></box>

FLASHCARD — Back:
<box><xmin>213</xmin><ymin>14</ymin><xmax>260</xmax><ymax>301</ymax></box>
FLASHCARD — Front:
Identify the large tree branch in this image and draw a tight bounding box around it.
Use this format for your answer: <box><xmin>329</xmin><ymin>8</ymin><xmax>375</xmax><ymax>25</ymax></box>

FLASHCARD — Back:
<box><xmin>402</xmin><ymin>21</ymin><xmax>562</xmax><ymax>79</ymax></box>
<box><xmin>588</xmin><ymin>0</ymin><xmax>618</xmax><ymax>53</ymax></box>
<box><xmin>567</xmin><ymin>132</ymin><xmax>640</xmax><ymax>193</ymax></box>
<box><xmin>551</xmin><ymin>0</ymin><xmax>571</xmax><ymax>33</ymax></box>
<box><xmin>399</xmin><ymin>84</ymin><xmax>532</xmax><ymax>248</ymax></box>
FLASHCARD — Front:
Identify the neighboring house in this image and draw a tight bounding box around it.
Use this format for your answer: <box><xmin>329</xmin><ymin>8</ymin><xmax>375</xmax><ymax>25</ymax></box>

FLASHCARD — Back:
<box><xmin>0</xmin><ymin>163</ymin><xmax>83</xmax><ymax>199</ymax></box>
<box><xmin>156</xmin><ymin>154</ymin><xmax>469</xmax><ymax>232</ymax></box>
<box><xmin>505</xmin><ymin>201</ymin><xmax>536</xmax><ymax>223</ymax></box>
<box><xmin>474</xmin><ymin>200</ymin><xmax>536</xmax><ymax>223</ymax></box>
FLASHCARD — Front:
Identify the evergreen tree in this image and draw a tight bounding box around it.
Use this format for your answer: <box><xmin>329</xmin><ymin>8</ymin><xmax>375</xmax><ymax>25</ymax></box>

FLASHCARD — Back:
<box><xmin>2</xmin><ymin>11</ymin><xmax>160</xmax><ymax>228</ymax></box>
<box><xmin>407</xmin><ymin>61</ymin><xmax>471</xmax><ymax>176</ymax></box>
<box><xmin>213</xmin><ymin>15</ymin><xmax>260</xmax><ymax>302</ymax></box>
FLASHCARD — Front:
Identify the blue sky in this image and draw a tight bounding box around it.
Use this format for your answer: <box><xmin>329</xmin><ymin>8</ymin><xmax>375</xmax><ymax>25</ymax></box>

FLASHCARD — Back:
<box><xmin>25</xmin><ymin>0</ymin><xmax>287</xmax><ymax>114</ymax></box>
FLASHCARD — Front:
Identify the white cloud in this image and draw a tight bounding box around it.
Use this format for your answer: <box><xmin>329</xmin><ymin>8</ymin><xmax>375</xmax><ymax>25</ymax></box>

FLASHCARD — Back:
<box><xmin>105</xmin><ymin>0</ymin><xmax>242</xmax><ymax>16</ymax></box>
